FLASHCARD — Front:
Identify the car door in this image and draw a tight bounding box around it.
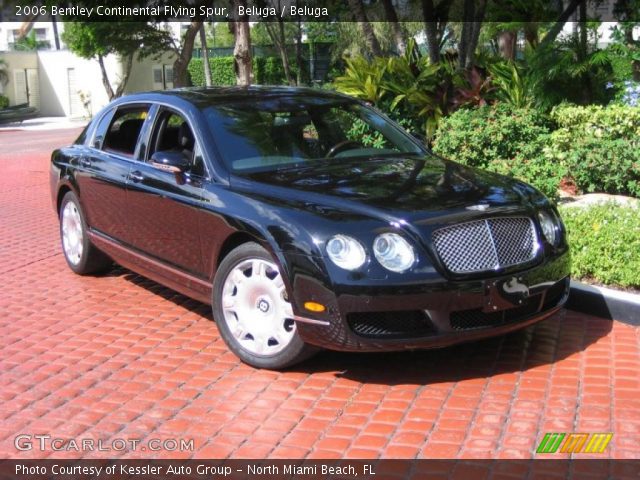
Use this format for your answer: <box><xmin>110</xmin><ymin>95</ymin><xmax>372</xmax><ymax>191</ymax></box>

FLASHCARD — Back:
<box><xmin>73</xmin><ymin>105</ymin><xmax>151</xmax><ymax>244</ymax></box>
<box><xmin>125</xmin><ymin>106</ymin><xmax>206</xmax><ymax>276</ymax></box>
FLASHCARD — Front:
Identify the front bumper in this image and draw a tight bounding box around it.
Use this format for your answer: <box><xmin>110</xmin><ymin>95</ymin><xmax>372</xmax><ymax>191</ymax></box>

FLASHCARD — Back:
<box><xmin>287</xmin><ymin>251</ymin><xmax>571</xmax><ymax>352</ymax></box>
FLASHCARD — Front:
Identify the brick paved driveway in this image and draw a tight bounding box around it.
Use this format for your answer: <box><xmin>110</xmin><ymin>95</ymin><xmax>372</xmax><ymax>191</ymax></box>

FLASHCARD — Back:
<box><xmin>0</xmin><ymin>128</ymin><xmax>638</xmax><ymax>460</ymax></box>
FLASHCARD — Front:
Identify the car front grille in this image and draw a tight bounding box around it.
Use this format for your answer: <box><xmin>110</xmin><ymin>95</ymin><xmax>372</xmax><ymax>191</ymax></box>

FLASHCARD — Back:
<box><xmin>347</xmin><ymin>311</ymin><xmax>434</xmax><ymax>339</ymax></box>
<box><xmin>432</xmin><ymin>217</ymin><xmax>538</xmax><ymax>274</ymax></box>
<box><xmin>450</xmin><ymin>296</ymin><xmax>542</xmax><ymax>331</ymax></box>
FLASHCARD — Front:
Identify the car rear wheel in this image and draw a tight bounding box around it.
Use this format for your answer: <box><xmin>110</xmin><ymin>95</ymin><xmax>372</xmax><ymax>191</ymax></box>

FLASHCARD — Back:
<box><xmin>212</xmin><ymin>242</ymin><xmax>316</xmax><ymax>369</ymax></box>
<box><xmin>59</xmin><ymin>191</ymin><xmax>112</xmax><ymax>274</ymax></box>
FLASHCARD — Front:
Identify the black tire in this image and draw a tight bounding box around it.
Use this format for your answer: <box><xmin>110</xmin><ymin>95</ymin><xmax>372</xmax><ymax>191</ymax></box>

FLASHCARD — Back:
<box><xmin>212</xmin><ymin>242</ymin><xmax>317</xmax><ymax>369</ymax></box>
<box><xmin>59</xmin><ymin>191</ymin><xmax>112</xmax><ymax>275</ymax></box>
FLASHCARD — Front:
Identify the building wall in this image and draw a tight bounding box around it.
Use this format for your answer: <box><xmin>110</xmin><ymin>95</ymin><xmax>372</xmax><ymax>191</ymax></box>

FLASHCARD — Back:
<box><xmin>0</xmin><ymin>21</ymin><xmax>64</xmax><ymax>52</ymax></box>
<box><xmin>0</xmin><ymin>51</ymin><xmax>38</xmax><ymax>107</ymax></box>
<box><xmin>125</xmin><ymin>51</ymin><xmax>178</xmax><ymax>94</ymax></box>
<box><xmin>36</xmin><ymin>50</ymin><xmax>121</xmax><ymax>117</ymax></box>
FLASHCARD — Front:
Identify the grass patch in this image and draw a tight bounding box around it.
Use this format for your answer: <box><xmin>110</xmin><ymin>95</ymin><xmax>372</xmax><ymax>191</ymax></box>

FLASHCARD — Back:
<box><xmin>560</xmin><ymin>202</ymin><xmax>640</xmax><ymax>290</ymax></box>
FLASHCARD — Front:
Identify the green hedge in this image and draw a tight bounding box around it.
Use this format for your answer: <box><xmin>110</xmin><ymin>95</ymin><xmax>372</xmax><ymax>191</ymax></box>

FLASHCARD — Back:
<box><xmin>560</xmin><ymin>203</ymin><xmax>640</xmax><ymax>289</ymax></box>
<box><xmin>433</xmin><ymin>103</ymin><xmax>640</xmax><ymax>200</ymax></box>
<box><xmin>188</xmin><ymin>57</ymin><xmax>236</xmax><ymax>86</ymax></box>
<box><xmin>432</xmin><ymin>104</ymin><xmax>562</xmax><ymax>200</ymax></box>
<box><xmin>188</xmin><ymin>56</ymin><xmax>290</xmax><ymax>87</ymax></box>
<box><xmin>0</xmin><ymin>95</ymin><xmax>8</xmax><ymax>109</ymax></box>
<box><xmin>546</xmin><ymin>104</ymin><xmax>640</xmax><ymax>198</ymax></box>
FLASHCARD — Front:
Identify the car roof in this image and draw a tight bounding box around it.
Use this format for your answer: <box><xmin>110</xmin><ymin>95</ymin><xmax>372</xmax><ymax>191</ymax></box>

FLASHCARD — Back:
<box><xmin>116</xmin><ymin>86</ymin><xmax>354</xmax><ymax>109</ymax></box>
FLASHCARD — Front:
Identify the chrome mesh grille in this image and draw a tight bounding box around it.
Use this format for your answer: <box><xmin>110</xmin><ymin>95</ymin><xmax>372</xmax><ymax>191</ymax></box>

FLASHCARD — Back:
<box><xmin>432</xmin><ymin>217</ymin><xmax>538</xmax><ymax>274</ymax></box>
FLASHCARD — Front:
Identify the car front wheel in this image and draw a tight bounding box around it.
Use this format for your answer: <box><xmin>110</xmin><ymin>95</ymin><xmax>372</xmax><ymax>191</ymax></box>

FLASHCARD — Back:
<box><xmin>212</xmin><ymin>242</ymin><xmax>316</xmax><ymax>369</ymax></box>
<box><xmin>59</xmin><ymin>191</ymin><xmax>112</xmax><ymax>274</ymax></box>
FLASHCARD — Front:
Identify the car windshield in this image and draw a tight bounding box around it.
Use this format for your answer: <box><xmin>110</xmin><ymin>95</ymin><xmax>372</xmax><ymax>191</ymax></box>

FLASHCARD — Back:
<box><xmin>203</xmin><ymin>96</ymin><xmax>425</xmax><ymax>173</ymax></box>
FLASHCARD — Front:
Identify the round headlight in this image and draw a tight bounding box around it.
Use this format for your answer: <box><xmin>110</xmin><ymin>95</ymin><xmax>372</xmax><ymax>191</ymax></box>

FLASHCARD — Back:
<box><xmin>326</xmin><ymin>235</ymin><xmax>366</xmax><ymax>270</ymax></box>
<box><xmin>373</xmin><ymin>233</ymin><xmax>416</xmax><ymax>273</ymax></box>
<box><xmin>538</xmin><ymin>210</ymin><xmax>559</xmax><ymax>246</ymax></box>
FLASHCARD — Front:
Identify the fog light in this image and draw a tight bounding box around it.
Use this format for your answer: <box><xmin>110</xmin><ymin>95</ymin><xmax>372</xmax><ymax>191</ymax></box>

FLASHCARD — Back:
<box><xmin>304</xmin><ymin>302</ymin><xmax>326</xmax><ymax>313</ymax></box>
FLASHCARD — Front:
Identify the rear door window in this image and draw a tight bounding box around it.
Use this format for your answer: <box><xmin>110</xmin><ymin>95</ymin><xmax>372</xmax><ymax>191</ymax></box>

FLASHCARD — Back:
<box><xmin>102</xmin><ymin>106</ymin><xmax>150</xmax><ymax>158</ymax></box>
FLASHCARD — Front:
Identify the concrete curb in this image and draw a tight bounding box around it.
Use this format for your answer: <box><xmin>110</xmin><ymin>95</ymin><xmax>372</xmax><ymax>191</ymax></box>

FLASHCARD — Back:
<box><xmin>568</xmin><ymin>280</ymin><xmax>640</xmax><ymax>326</ymax></box>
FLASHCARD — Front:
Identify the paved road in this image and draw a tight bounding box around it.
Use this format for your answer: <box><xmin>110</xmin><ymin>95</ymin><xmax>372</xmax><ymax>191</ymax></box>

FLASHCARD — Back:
<box><xmin>0</xmin><ymin>128</ymin><xmax>638</xmax><ymax>459</ymax></box>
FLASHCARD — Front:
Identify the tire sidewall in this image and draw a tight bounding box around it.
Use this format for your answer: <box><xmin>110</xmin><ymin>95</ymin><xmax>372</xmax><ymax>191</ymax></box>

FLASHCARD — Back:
<box><xmin>212</xmin><ymin>242</ymin><xmax>309</xmax><ymax>369</ymax></box>
<box><xmin>59</xmin><ymin>191</ymin><xmax>93</xmax><ymax>274</ymax></box>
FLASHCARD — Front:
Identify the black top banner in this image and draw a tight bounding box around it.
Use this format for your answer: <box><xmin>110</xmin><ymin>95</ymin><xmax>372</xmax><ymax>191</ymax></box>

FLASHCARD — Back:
<box><xmin>1</xmin><ymin>0</ymin><xmax>639</xmax><ymax>23</ymax></box>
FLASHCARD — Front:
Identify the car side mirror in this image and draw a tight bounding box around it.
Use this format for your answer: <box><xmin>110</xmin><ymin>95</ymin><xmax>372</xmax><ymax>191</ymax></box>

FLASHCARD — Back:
<box><xmin>150</xmin><ymin>151</ymin><xmax>190</xmax><ymax>174</ymax></box>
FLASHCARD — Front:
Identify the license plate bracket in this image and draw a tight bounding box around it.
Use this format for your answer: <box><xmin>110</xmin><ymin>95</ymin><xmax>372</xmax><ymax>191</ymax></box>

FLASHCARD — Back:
<box><xmin>483</xmin><ymin>276</ymin><xmax>531</xmax><ymax>313</ymax></box>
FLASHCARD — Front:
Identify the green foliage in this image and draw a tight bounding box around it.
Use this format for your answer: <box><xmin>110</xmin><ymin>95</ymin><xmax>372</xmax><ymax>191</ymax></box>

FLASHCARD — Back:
<box><xmin>521</xmin><ymin>40</ymin><xmax>616</xmax><ymax>109</ymax></box>
<box><xmin>346</xmin><ymin>118</ymin><xmax>387</xmax><ymax>148</ymax></box>
<box><xmin>0</xmin><ymin>95</ymin><xmax>9</xmax><ymax>109</ymax></box>
<box><xmin>13</xmin><ymin>30</ymin><xmax>49</xmax><ymax>51</ymax></box>
<box><xmin>560</xmin><ymin>203</ymin><xmax>640</xmax><ymax>289</ymax></box>
<box><xmin>206</xmin><ymin>23</ymin><xmax>234</xmax><ymax>48</ymax></box>
<box><xmin>61</xmin><ymin>22</ymin><xmax>172</xmax><ymax>61</ymax></box>
<box><xmin>489</xmin><ymin>61</ymin><xmax>536</xmax><ymax>108</ymax></box>
<box><xmin>432</xmin><ymin>104</ymin><xmax>560</xmax><ymax>199</ymax></box>
<box><xmin>188</xmin><ymin>57</ymin><xmax>236</xmax><ymax>86</ymax></box>
<box><xmin>188</xmin><ymin>57</ymin><xmax>288</xmax><ymax>86</ymax></box>
<box><xmin>333</xmin><ymin>56</ymin><xmax>389</xmax><ymax>104</ymax></box>
<box><xmin>546</xmin><ymin>104</ymin><xmax>640</xmax><ymax>198</ymax></box>
<box><xmin>334</xmin><ymin>41</ymin><xmax>468</xmax><ymax>139</ymax></box>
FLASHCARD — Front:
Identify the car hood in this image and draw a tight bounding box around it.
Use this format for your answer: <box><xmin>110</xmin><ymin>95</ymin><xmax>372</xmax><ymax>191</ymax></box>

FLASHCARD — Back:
<box><xmin>238</xmin><ymin>154</ymin><xmax>539</xmax><ymax>223</ymax></box>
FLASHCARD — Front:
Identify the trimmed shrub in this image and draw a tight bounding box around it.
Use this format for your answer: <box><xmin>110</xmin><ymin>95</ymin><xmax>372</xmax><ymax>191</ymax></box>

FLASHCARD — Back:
<box><xmin>432</xmin><ymin>104</ymin><xmax>562</xmax><ymax>199</ymax></box>
<box><xmin>547</xmin><ymin>104</ymin><xmax>640</xmax><ymax>198</ymax></box>
<box><xmin>188</xmin><ymin>56</ymin><xmax>290</xmax><ymax>87</ymax></box>
<box><xmin>0</xmin><ymin>95</ymin><xmax>8</xmax><ymax>109</ymax></box>
<box><xmin>188</xmin><ymin>57</ymin><xmax>236</xmax><ymax>86</ymax></box>
<box><xmin>560</xmin><ymin>203</ymin><xmax>640</xmax><ymax>289</ymax></box>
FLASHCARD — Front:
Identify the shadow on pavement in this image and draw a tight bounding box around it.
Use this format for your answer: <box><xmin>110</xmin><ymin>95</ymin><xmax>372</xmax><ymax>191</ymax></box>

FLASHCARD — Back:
<box><xmin>115</xmin><ymin>266</ymin><xmax>612</xmax><ymax>386</ymax></box>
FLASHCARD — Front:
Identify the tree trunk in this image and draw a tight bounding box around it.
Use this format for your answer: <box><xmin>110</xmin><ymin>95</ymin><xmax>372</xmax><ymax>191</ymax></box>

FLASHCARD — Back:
<box><xmin>199</xmin><ymin>24</ymin><xmax>212</xmax><ymax>86</ymax></box>
<box><xmin>97</xmin><ymin>54</ymin><xmax>115</xmax><ymax>101</ymax></box>
<box><xmin>382</xmin><ymin>0</ymin><xmax>406</xmax><ymax>55</ymax></box>
<box><xmin>578</xmin><ymin>0</ymin><xmax>591</xmax><ymax>104</ymax></box>
<box><xmin>524</xmin><ymin>23</ymin><xmax>538</xmax><ymax>48</ymax></box>
<box><xmin>457</xmin><ymin>0</ymin><xmax>474</xmax><ymax>70</ymax></box>
<box><xmin>173</xmin><ymin>21</ymin><xmax>201</xmax><ymax>88</ymax></box>
<box><xmin>115</xmin><ymin>53</ymin><xmax>134</xmax><ymax>98</ymax></box>
<box><xmin>231</xmin><ymin>0</ymin><xmax>252</xmax><ymax>86</ymax></box>
<box><xmin>458</xmin><ymin>0</ymin><xmax>486</xmax><ymax>71</ymax></box>
<box><xmin>348</xmin><ymin>0</ymin><xmax>382</xmax><ymax>57</ymax></box>
<box><xmin>466</xmin><ymin>10</ymin><xmax>486</xmax><ymax>70</ymax></box>
<box><xmin>277</xmin><ymin>21</ymin><xmax>294</xmax><ymax>85</ymax></box>
<box><xmin>51</xmin><ymin>16</ymin><xmax>60</xmax><ymax>50</ymax></box>
<box><xmin>497</xmin><ymin>30</ymin><xmax>516</xmax><ymax>60</ymax></box>
<box><xmin>295</xmin><ymin>20</ymin><xmax>305</xmax><ymax>85</ymax></box>
<box><xmin>17</xmin><ymin>15</ymin><xmax>39</xmax><ymax>40</ymax></box>
<box><xmin>539</xmin><ymin>0</ymin><xmax>584</xmax><ymax>49</ymax></box>
<box><xmin>424</xmin><ymin>21</ymin><xmax>440</xmax><ymax>63</ymax></box>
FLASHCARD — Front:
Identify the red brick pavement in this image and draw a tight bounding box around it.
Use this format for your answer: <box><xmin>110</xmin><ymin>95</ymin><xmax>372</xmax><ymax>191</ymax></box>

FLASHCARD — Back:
<box><xmin>0</xmin><ymin>128</ymin><xmax>638</xmax><ymax>459</ymax></box>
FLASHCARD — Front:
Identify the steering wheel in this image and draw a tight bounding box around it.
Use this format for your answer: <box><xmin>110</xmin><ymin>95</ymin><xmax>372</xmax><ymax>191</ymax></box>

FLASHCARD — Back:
<box><xmin>326</xmin><ymin>140</ymin><xmax>363</xmax><ymax>158</ymax></box>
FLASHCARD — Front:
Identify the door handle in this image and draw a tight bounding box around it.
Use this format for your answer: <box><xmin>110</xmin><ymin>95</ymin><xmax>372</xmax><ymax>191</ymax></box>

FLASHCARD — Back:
<box><xmin>79</xmin><ymin>157</ymin><xmax>91</xmax><ymax>168</ymax></box>
<box><xmin>129</xmin><ymin>171</ymin><xmax>144</xmax><ymax>183</ymax></box>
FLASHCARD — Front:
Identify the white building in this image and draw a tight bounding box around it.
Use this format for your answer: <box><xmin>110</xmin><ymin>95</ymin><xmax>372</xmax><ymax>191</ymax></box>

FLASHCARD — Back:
<box><xmin>0</xmin><ymin>21</ymin><xmax>179</xmax><ymax>118</ymax></box>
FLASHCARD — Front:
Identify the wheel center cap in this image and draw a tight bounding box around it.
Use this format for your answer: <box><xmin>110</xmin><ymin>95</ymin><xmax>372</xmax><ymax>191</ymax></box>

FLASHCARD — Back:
<box><xmin>257</xmin><ymin>298</ymin><xmax>270</xmax><ymax>313</ymax></box>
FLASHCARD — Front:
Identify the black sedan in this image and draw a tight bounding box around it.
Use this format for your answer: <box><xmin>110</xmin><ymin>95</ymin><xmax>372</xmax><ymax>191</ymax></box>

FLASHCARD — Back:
<box><xmin>50</xmin><ymin>86</ymin><xmax>570</xmax><ymax>369</ymax></box>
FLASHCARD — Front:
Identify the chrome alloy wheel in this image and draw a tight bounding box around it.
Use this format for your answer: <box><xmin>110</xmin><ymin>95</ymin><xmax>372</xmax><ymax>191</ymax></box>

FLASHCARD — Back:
<box><xmin>221</xmin><ymin>258</ymin><xmax>296</xmax><ymax>356</ymax></box>
<box><xmin>61</xmin><ymin>201</ymin><xmax>84</xmax><ymax>265</ymax></box>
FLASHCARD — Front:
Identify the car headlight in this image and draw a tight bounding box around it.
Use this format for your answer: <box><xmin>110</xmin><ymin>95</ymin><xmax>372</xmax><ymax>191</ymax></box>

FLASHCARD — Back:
<box><xmin>538</xmin><ymin>210</ymin><xmax>560</xmax><ymax>246</ymax></box>
<box><xmin>373</xmin><ymin>233</ymin><xmax>416</xmax><ymax>273</ymax></box>
<box><xmin>326</xmin><ymin>235</ymin><xmax>367</xmax><ymax>270</ymax></box>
